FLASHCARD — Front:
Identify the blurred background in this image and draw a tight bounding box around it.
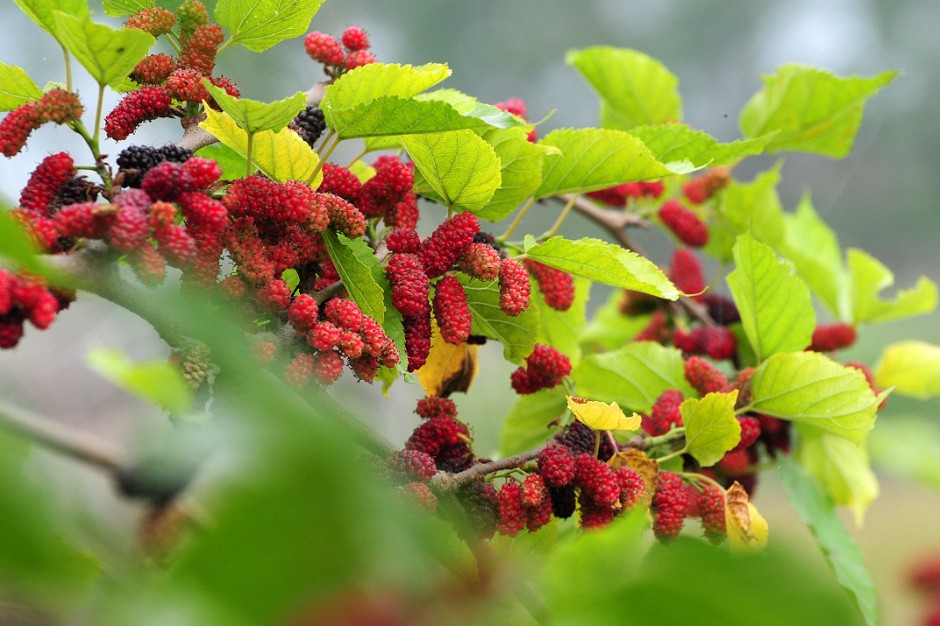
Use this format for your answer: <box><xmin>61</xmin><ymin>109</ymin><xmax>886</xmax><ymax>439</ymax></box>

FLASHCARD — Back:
<box><xmin>1</xmin><ymin>0</ymin><xmax>939</xmax><ymax>623</ymax></box>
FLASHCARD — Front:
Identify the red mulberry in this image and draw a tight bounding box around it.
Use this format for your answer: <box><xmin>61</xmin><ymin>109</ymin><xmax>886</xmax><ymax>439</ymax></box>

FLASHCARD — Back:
<box><xmin>498</xmin><ymin>258</ymin><xmax>530</xmax><ymax>317</ymax></box>
<box><xmin>433</xmin><ymin>276</ymin><xmax>472</xmax><ymax>345</ymax></box>
<box><xmin>458</xmin><ymin>243</ymin><xmax>502</xmax><ymax>281</ymax></box>
<box><xmin>659</xmin><ymin>199</ymin><xmax>709</xmax><ymax>248</ymax></box>
<box><xmin>538</xmin><ymin>444</ymin><xmax>577</xmax><ymax>487</ymax></box>
<box><xmin>683</xmin><ymin>167</ymin><xmax>731</xmax><ymax>205</ymax></box>
<box><xmin>104</xmin><ymin>87</ymin><xmax>173</xmax><ymax>141</ymax></box>
<box><xmin>645</xmin><ymin>389</ymin><xmax>684</xmax><ymax>436</ymax></box>
<box><xmin>496</xmin><ymin>482</ymin><xmax>527</xmax><ymax>538</ymax></box>
<box><xmin>304</xmin><ymin>31</ymin><xmax>345</xmax><ymax>66</ymax></box>
<box><xmin>809</xmin><ymin>322</ymin><xmax>857</xmax><ymax>352</ymax></box>
<box><xmin>669</xmin><ymin>248</ymin><xmax>706</xmax><ymax>297</ymax></box>
<box><xmin>523</xmin><ymin>259</ymin><xmax>575</xmax><ymax>311</ymax></box>
<box><xmin>419</xmin><ymin>212</ymin><xmax>479</xmax><ymax>277</ymax></box>
<box><xmin>684</xmin><ymin>355</ymin><xmax>730</xmax><ymax>396</ymax></box>
<box><xmin>652</xmin><ymin>471</ymin><xmax>688</xmax><ymax>541</ymax></box>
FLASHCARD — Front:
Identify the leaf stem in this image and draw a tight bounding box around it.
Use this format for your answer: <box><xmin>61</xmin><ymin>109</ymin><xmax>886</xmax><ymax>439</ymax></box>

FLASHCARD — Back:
<box><xmin>542</xmin><ymin>194</ymin><xmax>578</xmax><ymax>240</ymax></box>
<box><xmin>244</xmin><ymin>131</ymin><xmax>255</xmax><ymax>177</ymax></box>
<box><xmin>499</xmin><ymin>196</ymin><xmax>536</xmax><ymax>241</ymax></box>
<box><xmin>308</xmin><ymin>132</ymin><xmax>341</xmax><ymax>185</ymax></box>
<box><xmin>60</xmin><ymin>43</ymin><xmax>72</xmax><ymax>92</ymax></box>
<box><xmin>93</xmin><ymin>83</ymin><xmax>105</xmax><ymax>147</ymax></box>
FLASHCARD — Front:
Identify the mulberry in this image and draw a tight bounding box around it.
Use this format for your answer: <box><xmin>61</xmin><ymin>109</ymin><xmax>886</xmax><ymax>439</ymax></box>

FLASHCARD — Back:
<box><xmin>341</xmin><ymin>26</ymin><xmax>371</xmax><ymax>51</ymax></box>
<box><xmin>645</xmin><ymin>389</ymin><xmax>684</xmax><ymax>436</ymax></box>
<box><xmin>669</xmin><ymin>248</ymin><xmax>706</xmax><ymax>297</ymax></box>
<box><xmin>683</xmin><ymin>167</ymin><xmax>731</xmax><ymax>205</ymax></box>
<box><xmin>289</xmin><ymin>106</ymin><xmax>327</xmax><ymax>147</ymax></box>
<box><xmin>659</xmin><ymin>199</ymin><xmax>709</xmax><ymax>248</ymax></box>
<box><xmin>538</xmin><ymin>444</ymin><xmax>577</xmax><ymax>487</ymax></box>
<box><xmin>104</xmin><ymin>87</ymin><xmax>173</xmax><ymax>141</ymax></box>
<box><xmin>652</xmin><ymin>471</ymin><xmax>688</xmax><ymax>541</ymax></box>
<box><xmin>419</xmin><ymin>212</ymin><xmax>479</xmax><ymax>278</ymax></box>
<box><xmin>496</xmin><ymin>481</ymin><xmax>526</xmax><ymax>538</ymax></box>
<box><xmin>510</xmin><ymin>344</ymin><xmax>571</xmax><ymax>394</ymax></box>
<box><xmin>684</xmin><ymin>356</ymin><xmax>730</xmax><ymax>396</ymax></box>
<box><xmin>809</xmin><ymin>323</ymin><xmax>857</xmax><ymax>352</ymax></box>
<box><xmin>524</xmin><ymin>259</ymin><xmax>575</xmax><ymax>311</ymax></box>
<box><xmin>304</xmin><ymin>31</ymin><xmax>345</xmax><ymax>66</ymax></box>
<box><xmin>458</xmin><ymin>243</ymin><xmax>502</xmax><ymax>281</ymax></box>
<box><xmin>498</xmin><ymin>258</ymin><xmax>530</xmax><ymax>316</ymax></box>
<box><xmin>387</xmin><ymin>228</ymin><xmax>421</xmax><ymax>254</ymax></box>
<box><xmin>19</xmin><ymin>152</ymin><xmax>74</xmax><ymax>213</ymax></box>
<box><xmin>432</xmin><ymin>276</ymin><xmax>472</xmax><ymax>345</ymax></box>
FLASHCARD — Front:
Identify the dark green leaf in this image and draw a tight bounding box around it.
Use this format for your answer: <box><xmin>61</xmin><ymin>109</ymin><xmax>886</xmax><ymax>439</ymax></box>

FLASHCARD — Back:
<box><xmin>458</xmin><ymin>275</ymin><xmax>539</xmax><ymax>364</ymax></box>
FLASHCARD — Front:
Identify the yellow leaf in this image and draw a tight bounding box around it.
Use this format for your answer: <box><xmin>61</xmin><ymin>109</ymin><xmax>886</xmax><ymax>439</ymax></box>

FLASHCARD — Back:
<box><xmin>567</xmin><ymin>396</ymin><xmax>642</xmax><ymax>431</ymax></box>
<box><xmin>200</xmin><ymin>107</ymin><xmax>322</xmax><ymax>185</ymax></box>
<box><xmin>416</xmin><ymin>322</ymin><xmax>479</xmax><ymax>396</ymax></box>
<box><xmin>609</xmin><ymin>449</ymin><xmax>658</xmax><ymax>507</ymax></box>
<box><xmin>725</xmin><ymin>482</ymin><xmax>769</xmax><ymax>550</ymax></box>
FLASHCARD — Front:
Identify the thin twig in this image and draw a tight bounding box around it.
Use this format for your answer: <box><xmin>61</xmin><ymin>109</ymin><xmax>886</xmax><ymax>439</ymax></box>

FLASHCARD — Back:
<box><xmin>431</xmin><ymin>448</ymin><xmax>542</xmax><ymax>492</ymax></box>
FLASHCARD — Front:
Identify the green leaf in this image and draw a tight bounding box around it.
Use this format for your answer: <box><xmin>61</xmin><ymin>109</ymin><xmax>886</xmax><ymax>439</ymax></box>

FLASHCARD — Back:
<box><xmin>777</xmin><ymin>454</ymin><xmax>878</xmax><ymax>626</ymax></box>
<box><xmin>102</xmin><ymin>0</ymin><xmax>154</xmax><ymax>17</ymax></box>
<box><xmin>321</xmin><ymin>62</ymin><xmax>450</xmax><ymax>114</ymax></box>
<box><xmin>628</xmin><ymin>124</ymin><xmax>770</xmax><ymax>168</ymax></box>
<box><xmin>535</xmin><ymin>128</ymin><xmax>688</xmax><ymax>198</ymax></box>
<box><xmin>326</xmin><ymin>96</ymin><xmax>497</xmax><ymax>139</ymax></box>
<box><xmin>215</xmin><ymin>0</ymin><xmax>324</xmax><ymax>52</ymax></box>
<box><xmin>749</xmin><ymin>352</ymin><xmax>879</xmax><ymax>444</ymax></box>
<box><xmin>875</xmin><ymin>340</ymin><xmax>940</xmax><ymax>399</ymax></box>
<box><xmin>458</xmin><ymin>275</ymin><xmax>539</xmax><ymax>364</ymax></box>
<box><xmin>867</xmin><ymin>415</ymin><xmax>940</xmax><ymax>488</ymax></box>
<box><xmin>0</xmin><ymin>209</ymin><xmax>48</xmax><ymax>276</ymax></box>
<box><xmin>571</xmin><ymin>342</ymin><xmax>694</xmax><ymax>413</ymax></box>
<box><xmin>416</xmin><ymin>88</ymin><xmax>523</xmax><ymax>129</ymax></box>
<box><xmin>499</xmin><ymin>386</ymin><xmax>568</xmax><ymax>457</ymax></box>
<box><xmin>848</xmin><ymin>248</ymin><xmax>938</xmax><ymax>325</ymax></box>
<box><xmin>726</xmin><ymin>232</ymin><xmax>815</xmax><ymax>361</ymax></box>
<box><xmin>474</xmin><ymin>126</ymin><xmax>551</xmax><ymax>222</ymax></box>
<box><xmin>87</xmin><ymin>347</ymin><xmax>193</xmax><ymax>415</ymax></box>
<box><xmin>579</xmin><ymin>290</ymin><xmax>651</xmax><ymax>352</ymax></box>
<box><xmin>778</xmin><ymin>193</ymin><xmax>846</xmax><ymax>318</ymax></box>
<box><xmin>200</xmin><ymin>107</ymin><xmax>321</xmax><ymax>184</ymax></box>
<box><xmin>321</xmin><ymin>229</ymin><xmax>386</xmax><ymax>325</ymax></box>
<box><xmin>739</xmin><ymin>65</ymin><xmax>897</xmax><ymax>158</ymax></box>
<box><xmin>195</xmin><ymin>143</ymin><xmax>248</xmax><ymax>181</ymax></box>
<box><xmin>525</xmin><ymin>236</ymin><xmax>679</xmax><ymax>299</ymax></box>
<box><xmin>203</xmin><ymin>81</ymin><xmax>306</xmax><ymax>134</ymax></box>
<box><xmin>681</xmin><ymin>391</ymin><xmax>741</xmax><ymax>467</ymax></box>
<box><xmin>534</xmin><ymin>276</ymin><xmax>589</xmax><ymax>368</ymax></box>
<box><xmin>796</xmin><ymin>427</ymin><xmax>878</xmax><ymax>526</ymax></box>
<box><xmin>13</xmin><ymin>0</ymin><xmax>88</xmax><ymax>38</ymax></box>
<box><xmin>0</xmin><ymin>61</ymin><xmax>44</xmax><ymax>111</ymax></box>
<box><xmin>401</xmin><ymin>130</ymin><xmax>501</xmax><ymax>213</ymax></box>
<box><xmin>566</xmin><ymin>47</ymin><xmax>682</xmax><ymax>129</ymax></box>
<box><xmin>53</xmin><ymin>13</ymin><xmax>155</xmax><ymax>89</ymax></box>
<box><xmin>705</xmin><ymin>163</ymin><xmax>786</xmax><ymax>261</ymax></box>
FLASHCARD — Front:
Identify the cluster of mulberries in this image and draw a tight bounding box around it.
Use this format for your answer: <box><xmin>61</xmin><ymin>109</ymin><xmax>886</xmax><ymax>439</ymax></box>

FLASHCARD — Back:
<box><xmin>683</xmin><ymin>356</ymin><xmax>730</xmax><ymax>396</ymax></box>
<box><xmin>0</xmin><ymin>270</ymin><xmax>72</xmax><ymax>349</ymax></box>
<box><xmin>586</xmin><ymin>181</ymin><xmax>665</xmax><ymax>206</ymax></box>
<box><xmin>510</xmin><ymin>344</ymin><xmax>571</xmax><ymax>394</ymax></box>
<box><xmin>386</xmin><ymin>449</ymin><xmax>438</xmax><ymax>511</ymax></box>
<box><xmin>304</xmin><ymin>26</ymin><xmax>377</xmax><ymax>77</ymax></box>
<box><xmin>673</xmin><ymin>325</ymin><xmax>737</xmax><ymax>361</ymax></box>
<box><xmin>403</xmin><ymin>398</ymin><xmax>473</xmax><ymax>473</ymax></box>
<box><xmin>652</xmin><ymin>471</ymin><xmax>688</xmax><ymax>541</ymax></box>
<box><xmin>495</xmin><ymin>476</ymin><xmax>553</xmax><ymax>537</ymax></box>
<box><xmin>116</xmin><ymin>144</ymin><xmax>192</xmax><ymax>188</ymax></box>
<box><xmin>0</xmin><ymin>89</ymin><xmax>84</xmax><ymax>157</ymax></box>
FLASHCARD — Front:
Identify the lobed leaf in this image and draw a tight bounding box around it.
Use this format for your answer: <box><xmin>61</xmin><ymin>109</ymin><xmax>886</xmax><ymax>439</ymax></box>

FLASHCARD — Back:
<box><xmin>726</xmin><ymin>232</ymin><xmax>815</xmax><ymax>361</ymax></box>
<box><xmin>401</xmin><ymin>129</ymin><xmax>501</xmax><ymax>212</ymax></box>
<box><xmin>215</xmin><ymin>0</ymin><xmax>324</xmax><ymax>52</ymax></box>
<box><xmin>204</xmin><ymin>81</ymin><xmax>306</xmax><ymax>134</ymax></box>
<box><xmin>628</xmin><ymin>124</ymin><xmax>770</xmax><ymax>169</ymax></box>
<box><xmin>568</xmin><ymin>396</ymin><xmax>641</xmax><ymax>432</ymax></box>
<box><xmin>566</xmin><ymin>47</ymin><xmax>682</xmax><ymax>129</ymax></box>
<box><xmin>321</xmin><ymin>230</ymin><xmax>386</xmax><ymax>325</ymax></box>
<box><xmin>571</xmin><ymin>342</ymin><xmax>693</xmax><ymax>413</ymax></box>
<box><xmin>777</xmin><ymin>454</ymin><xmax>878</xmax><ymax>626</ymax></box>
<box><xmin>53</xmin><ymin>12</ymin><xmax>155</xmax><ymax>89</ymax></box>
<box><xmin>875</xmin><ymin>340</ymin><xmax>940</xmax><ymax>399</ymax></box>
<box><xmin>749</xmin><ymin>351</ymin><xmax>878</xmax><ymax>443</ymax></box>
<box><xmin>796</xmin><ymin>426</ymin><xmax>878</xmax><ymax>526</ymax></box>
<box><xmin>200</xmin><ymin>107</ymin><xmax>321</xmax><ymax>184</ymax></box>
<box><xmin>0</xmin><ymin>61</ymin><xmax>44</xmax><ymax>111</ymax></box>
<box><xmin>739</xmin><ymin>64</ymin><xmax>898</xmax><ymax>158</ymax></box>
<box><xmin>535</xmin><ymin>128</ymin><xmax>688</xmax><ymax>198</ymax></box>
<box><xmin>681</xmin><ymin>391</ymin><xmax>741</xmax><ymax>467</ymax></box>
<box><xmin>458</xmin><ymin>275</ymin><xmax>539</xmax><ymax>364</ymax></box>
<box><xmin>499</xmin><ymin>386</ymin><xmax>568</xmax><ymax>457</ymax></box>
<box><xmin>847</xmin><ymin>248</ymin><xmax>937</xmax><ymax>325</ymax></box>
<box><xmin>525</xmin><ymin>236</ymin><xmax>679</xmax><ymax>299</ymax></box>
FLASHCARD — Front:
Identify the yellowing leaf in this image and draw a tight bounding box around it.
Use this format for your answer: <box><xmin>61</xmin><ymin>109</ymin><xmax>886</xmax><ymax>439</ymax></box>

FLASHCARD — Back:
<box><xmin>416</xmin><ymin>322</ymin><xmax>479</xmax><ymax>397</ymax></box>
<box><xmin>609</xmin><ymin>449</ymin><xmax>658</xmax><ymax>507</ymax></box>
<box><xmin>726</xmin><ymin>482</ymin><xmax>768</xmax><ymax>550</ymax></box>
<box><xmin>200</xmin><ymin>107</ymin><xmax>321</xmax><ymax>185</ymax></box>
<box><xmin>681</xmin><ymin>390</ymin><xmax>741</xmax><ymax>467</ymax></box>
<box><xmin>567</xmin><ymin>396</ymin><xmax>641</xmax><ymax>431</ymax></box>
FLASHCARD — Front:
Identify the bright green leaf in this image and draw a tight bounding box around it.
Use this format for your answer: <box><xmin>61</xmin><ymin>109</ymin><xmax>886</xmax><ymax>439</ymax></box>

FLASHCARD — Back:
<box><xmin>53</xmin><ymin>13</ymin><xmax>155</xmax><ymax>89</ymax></box>
<box><xmin>321</xmin><ymin>62</ymin><xmax>450</xmax><ymax>114</ymax></box>
<box><xmin>0</xmin><ymin>61</ymin><xmax>44</xmax><ymax>111</ymax></box>
<box><xmin>458</xmin><ymin>275</ymin><xmax>539</xmax><ymax>364</ymax></box>
<box><xmin>536</xmin><ymin>128</ymin><xmax>688</xmax><ymax>198</ymax></box>
<box><xmin>579</xmin><ymin>289</ymin><xmax>651</xmax><ymax>352</ymax></box>
<box><xmin>739</xmin><ymin>65</ymin><xmax>897</xmax><ymax>158</ymax></box>
<box><xmin>87</xmin><ymin>347</ymin><xmax>193</xmax><ymax>415</ymax></box>
<box><xmin>102</xmin><ymin>0</ymin><xmax>154</xmax><ymax>17</ymax></box>
<box><xmin>777</xmin><ymin>454</ymin><xmax>878</xmax><ymax>626</ymax></box>
<box><xmin>200</xmin><ymin>107</ymin><xmax>321</xmax><ymax>184</ymax></box>
<box><xmin>868</xmin><ymin>415</ymin><xmax>940</xmax><ymax>488</ymax></box>
<box><xmin>215</xmin><ymin>0</ymin><xmax>324</xmax><ymax>52</ymax></box>
<box><xmin>566</xmin><ymin>47</ymin><xmax>682</xmax><ymax>129</ymax></box>
<box><xmin>326</xmin><ymin>96</ymin><xmax>495</xmax><ymax>139</ymax></box>
<box><xmin>571</xmin><ymin>342</ymin><xmax>694</xmax><ymax>413</ymax></box>
<box><xmin>796</xmin><ymin>427</ymin><xmax>878</xmax><ymax>526</ymax></box>
<box><xmin>195</xmin><ymin>143</ymin><xmax>248</xmax><ymax>181</ymax></box>
<box><xmin>499</xmin><ymin>386</ymin><xmax>568</xmax><ymax>457</ymax></box>
<box><xmin>525</xmin><ymin>236</ymin><xmax>679</xmax><ymax>299</ymax></box>
<box><xmin>628</xmin><ymin>124</ymin><xmax>770</xmax><ymax>169</ymax></box>
<box><xmin>749</xmin><ymin>352</ymin><xmax>878</xmax><ymax>443</ymax></box>
<box><xmin>401</xmin><ymin>130</ymin><xmax>501</xmax><ymax>212</ymax></box>
<box><xmin>535</xmin><ymin>276</ymin><xmax>589</xmax><ymax>367</ymax></box>
<box><xmin>416</xmin><ymin>88</ymin><xmax>523</xmax><ymax>129</ymax></box>
<box><xmin>474</xmin><ymin>126</ymin><xmax>550</xmax><ymax>222</ymax></box>
<box><xmin>681</xmin><ymin>391</ymin><xmax>741</xmax><ymax>467</ymax></box>
<box><xmin>13</xmin><ymin>0</ymin><xmax>88</xmax><ymax>38</ymax></box>
<box><xmin>848</xmin><ymin>248</ymin><xmax>938</xmax><ymax>325</ymax></box>
<box><xmin>203</xmin><ymin>81</ymin><xmax>306</xmax><ymax>133</ymax></box>
<box><xmin>726</xmin><ymin>232</ymin><xmax>815</xmax><ymax>361</ymax></box>
<box><xmin>705</xmin><ymin>163</ymin><xmax>786</xmax><ymax>261</ymax></box>
<box><xmin>321</xmin><ymin>229</ymin><xmax>386</xmax><ymax>325</ymax></box>
<box><xmin>875</xmin><ymin>340</ymin><xmax>940</xmax><ymax>399</ymax></box>
<box><xmin>778</xmin><ymin>193</ymin><xmax>846</xmax><ymax>318</ymax></box>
